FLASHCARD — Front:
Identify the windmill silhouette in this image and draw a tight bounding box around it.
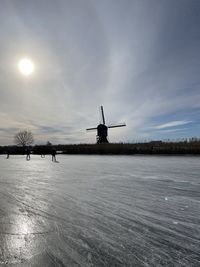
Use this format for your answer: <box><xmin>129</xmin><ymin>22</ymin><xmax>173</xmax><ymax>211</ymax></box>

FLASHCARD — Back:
<box><xmin>86</xmin><ymin>106</ymin><xmax>126</xmax><ymax>143</ymax></box>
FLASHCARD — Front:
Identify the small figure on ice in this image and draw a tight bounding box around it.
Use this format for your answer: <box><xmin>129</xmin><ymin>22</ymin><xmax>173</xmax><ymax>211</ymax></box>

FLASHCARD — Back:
<box><xmin>6</xmin><ymin>149</ymin><xmax>10</xmax><ymax>159</ymax></box>
<box><xmin>51</xmin><ymin>148</ymin><xmax>57</xmax><ymax>162</ymax></box>
<box><xmin>26</xmin><ymin>147</ymin><xmax>31</xmax><ymax>161</ymax></box>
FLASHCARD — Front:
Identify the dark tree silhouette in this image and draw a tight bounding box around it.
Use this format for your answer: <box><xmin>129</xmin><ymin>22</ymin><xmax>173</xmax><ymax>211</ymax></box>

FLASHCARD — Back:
<box><xmin>14</xmin><ymin>130</ymin><xmax>34</xmax><ymax>146</ymax></box>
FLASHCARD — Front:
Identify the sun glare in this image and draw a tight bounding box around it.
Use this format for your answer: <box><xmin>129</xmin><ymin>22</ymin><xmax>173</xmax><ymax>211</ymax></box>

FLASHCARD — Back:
<box><xmin>18</xmin><ymin>58</ymin><xmax>34</xmax><ymax>76</ymax></box>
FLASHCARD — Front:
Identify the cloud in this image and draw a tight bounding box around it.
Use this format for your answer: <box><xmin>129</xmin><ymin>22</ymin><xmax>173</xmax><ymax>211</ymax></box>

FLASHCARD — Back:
<box><xmin>155</xmin><ymin>128</ymin><xmax>188</xmax><ymax>133</ymax></box>
<box><xmin>153</xmin><ymin>120</ymin><xmax>192</xmax><ymax>129</ymax></box>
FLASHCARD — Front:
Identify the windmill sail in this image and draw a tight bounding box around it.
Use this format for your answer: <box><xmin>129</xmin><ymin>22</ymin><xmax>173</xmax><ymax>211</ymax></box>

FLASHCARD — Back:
<box><xmin>86</xmin><ymin>127</ymin><xmax>97</xmax><ymax>131</ymax></box>
<box><xmin>100</xmin><ymin>106</ymin><xmax>105</xmax><ymax>125</ymax></box>
<box><xmin>108</xmin><ymin>123</ymin><xmax>126</xmax><ymax>128</ymax></box>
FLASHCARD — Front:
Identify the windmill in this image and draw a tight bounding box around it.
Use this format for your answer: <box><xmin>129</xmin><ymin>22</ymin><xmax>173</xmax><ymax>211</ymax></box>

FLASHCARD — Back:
<box><xmin>86</xmin><ymin>106</ymin><xmax>126</xmax><ymax>143</ymax></box>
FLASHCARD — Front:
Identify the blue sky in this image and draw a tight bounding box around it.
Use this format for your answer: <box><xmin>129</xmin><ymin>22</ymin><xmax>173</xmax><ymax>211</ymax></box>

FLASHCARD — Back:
<box><xmin>0</xmin><ymin>0</ymin><xmax>199</xmax><ymax>144</ymax></box>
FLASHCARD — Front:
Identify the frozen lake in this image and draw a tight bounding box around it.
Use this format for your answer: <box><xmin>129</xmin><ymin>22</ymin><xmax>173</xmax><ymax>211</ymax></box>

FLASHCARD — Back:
<box><xmin>0</xmin><ymin>155</ymin><xmax>199</xmax><ymax>266</ymax></box>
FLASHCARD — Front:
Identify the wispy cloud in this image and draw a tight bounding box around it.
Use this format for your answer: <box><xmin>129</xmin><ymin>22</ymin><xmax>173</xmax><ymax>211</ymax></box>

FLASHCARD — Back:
<box><xmin>153</xmin><ymin>120</ymin><xmax>192</xmax><ymax>129</ymax></box>
<box><xmin>155</xmin><ymin>128</ymin><xmax>188</xmax><ymax>133</ymax></box>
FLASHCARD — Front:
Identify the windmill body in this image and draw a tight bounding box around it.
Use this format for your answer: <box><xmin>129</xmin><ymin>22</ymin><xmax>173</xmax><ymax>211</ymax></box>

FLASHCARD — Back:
<box><xmin>97</xmin><ymin>124</ymin><xmax>108</xmax><ymax>143</ymax></box>
<box><xmin>86</xmin><ymin>106</ymin><xmax>126</xmax><ymax>143</ymax></box>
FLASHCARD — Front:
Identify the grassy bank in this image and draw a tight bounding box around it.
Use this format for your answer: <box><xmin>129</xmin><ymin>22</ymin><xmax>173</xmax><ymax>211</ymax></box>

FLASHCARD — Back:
<box><xmin>1</xmin><ymin>140</ymin><xmax>200</xmax><ymax>155</ymax></box>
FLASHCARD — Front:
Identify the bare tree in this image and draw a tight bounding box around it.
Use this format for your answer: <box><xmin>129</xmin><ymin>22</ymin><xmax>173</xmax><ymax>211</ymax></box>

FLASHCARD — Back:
<box><xmin>14</xmin><ymin>130</ymin><xmax>34</xmax><ymax>146</ymax></box>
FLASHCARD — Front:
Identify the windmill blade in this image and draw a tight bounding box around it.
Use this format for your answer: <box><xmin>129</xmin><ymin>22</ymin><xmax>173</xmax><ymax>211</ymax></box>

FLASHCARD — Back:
<box><xmin>108</xmin><ymin>123</ymin><xmax>126</xmax><ymax>128</ymax></box>
<box><xmin>100</xmin><ymin>106</ymin><xmax>105</xmax><ymax>125</ymax></box>
<box><xmin>86</xmin><ymin>127</ymin><xmax>97</xmax><ymax>131</ymax></box>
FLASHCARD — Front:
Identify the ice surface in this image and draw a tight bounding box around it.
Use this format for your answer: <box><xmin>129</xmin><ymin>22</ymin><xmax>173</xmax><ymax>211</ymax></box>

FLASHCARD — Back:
<box><xmin>0</xmin><ymin>155</ymin><xmax>200</xmax><ymax>266</ymax></box>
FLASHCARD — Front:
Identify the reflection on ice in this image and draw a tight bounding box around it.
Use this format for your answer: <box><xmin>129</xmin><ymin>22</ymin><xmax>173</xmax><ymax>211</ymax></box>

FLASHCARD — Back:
<box><xmin>0</xmin><ymin>155</ymin><xmax>200</xmax><ymax>266</ymax></box>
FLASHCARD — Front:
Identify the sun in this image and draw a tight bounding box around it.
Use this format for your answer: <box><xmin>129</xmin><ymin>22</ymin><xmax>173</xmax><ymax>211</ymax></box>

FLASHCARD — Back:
<box><xmin>18</xmin><ymin>58</ymin><xmax>34</xmax><ymax>76</ymax></box>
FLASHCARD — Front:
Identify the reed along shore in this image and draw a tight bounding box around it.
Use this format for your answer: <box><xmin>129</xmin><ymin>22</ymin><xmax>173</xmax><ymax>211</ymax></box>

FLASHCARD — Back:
<box><xmin>1</xmin><ymin>140</ymin><xmax>200</xmax><ymax>155</ymax></box>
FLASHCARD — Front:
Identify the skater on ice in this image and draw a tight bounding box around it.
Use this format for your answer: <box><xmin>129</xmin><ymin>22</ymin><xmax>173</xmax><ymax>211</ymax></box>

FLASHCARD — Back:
<box><xmin>26</xmin><ymin>147</ymin><xmax>31</xmax><ymax>161</ymax></box>
<box><xmin>51</xmin><ymin>148</ymin><xmax>57</xmax><ymax>162</ymax></box>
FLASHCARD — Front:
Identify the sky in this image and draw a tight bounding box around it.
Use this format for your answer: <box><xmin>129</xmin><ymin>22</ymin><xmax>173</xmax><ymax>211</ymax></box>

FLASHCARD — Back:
<box><xmin>0</xmin><ymin>0</ymin><xmax>200</xmax><ymax>145</ymax></box>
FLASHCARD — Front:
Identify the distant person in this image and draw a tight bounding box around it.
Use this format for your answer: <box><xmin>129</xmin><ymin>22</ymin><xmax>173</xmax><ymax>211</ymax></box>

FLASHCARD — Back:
<box><xmin>51</xmin><ymin>148</ymin><xmax>57</xmax><ymax>162</ymax></box>
<box><xmin>26</xmin><ymin>147</ymin><xmax>31</xmax><ymax>161</ymax></box>
<box><xmin>6</xmin><ymin>149</ymin><xmax>10</xmax><ymax>159</ymax></box>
